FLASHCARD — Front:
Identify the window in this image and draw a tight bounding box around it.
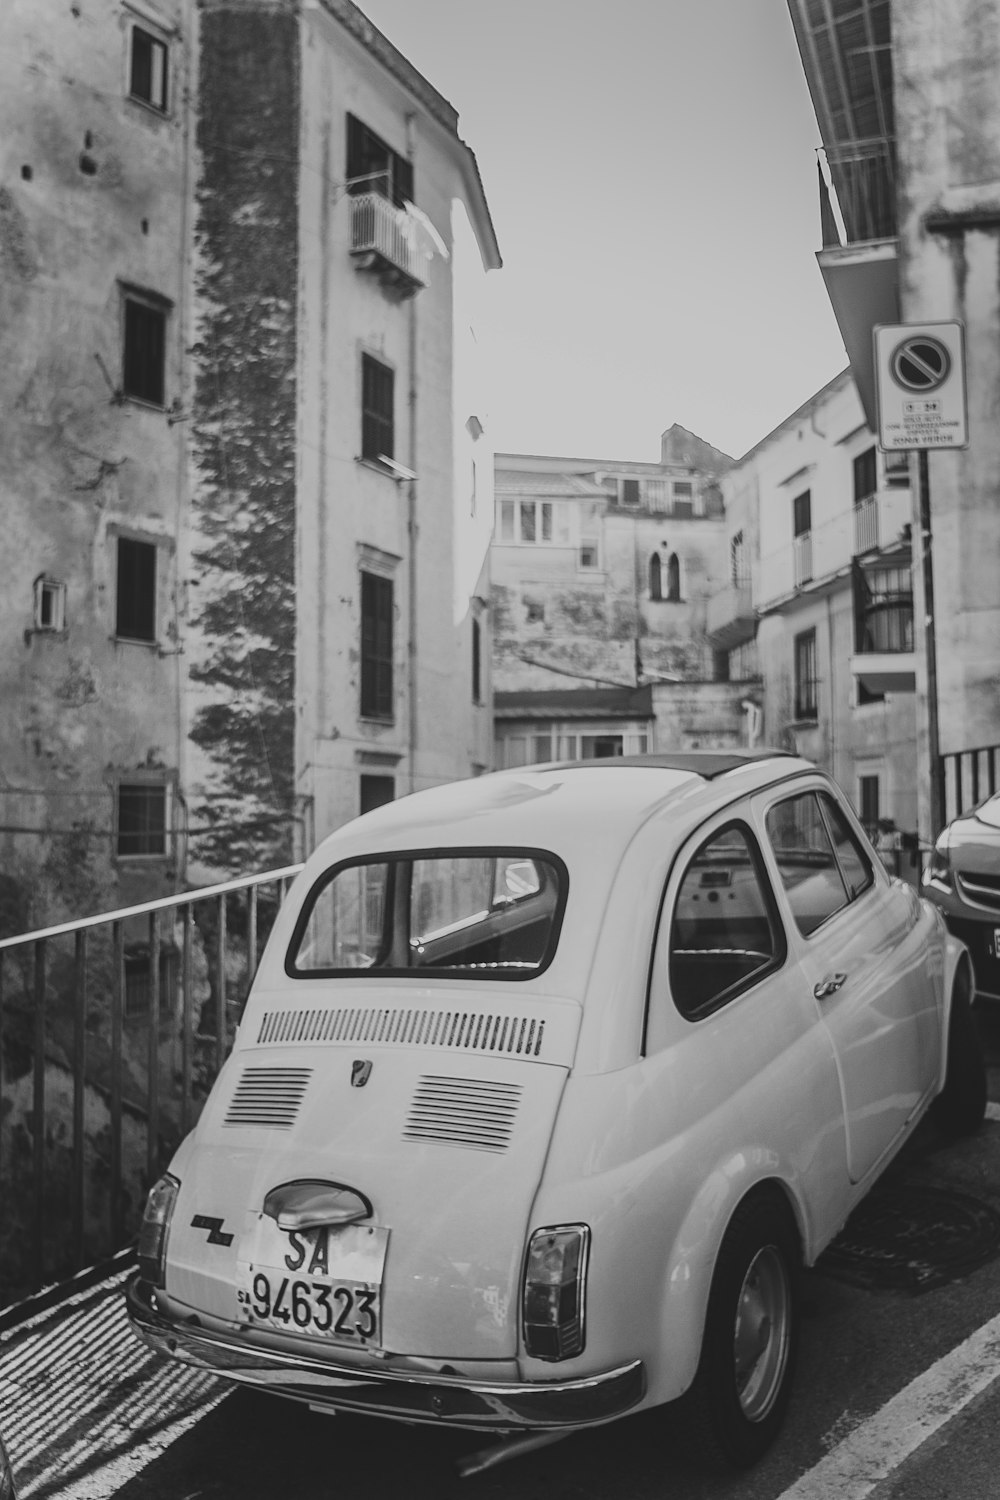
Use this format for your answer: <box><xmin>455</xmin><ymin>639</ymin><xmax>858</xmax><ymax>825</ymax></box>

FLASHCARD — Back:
<box><xmin>117</xmin><ymin>783</ymin><xmax>167</xmax><ymax>858</ymax></box>
<box><xmin>496</xmin><ymin>499</ymin><xmax>569</xmax><ymax>546</ymax></box>
<box><xmin>360</xmin><ymin>774</ymin><xmax>395</xmax><ymax>816</ymax></box>
<box><xmin>792</xmin><ymin>489</ymin><xmax>811</xmax><ymax>537</ymax></box>
<box><xmin>116</xmin><ymin>536</ymin><xmax>157</xmax><ymax>642</ymax></box>
<box><xmin>855</xmin><ymin>564</ymin><xmax>913</xmax><ymax>653</ymax></box>
<box><xmin>579</xmin><ymin>540</ymin><xmax>598</xmax><ymax>568</ymax></box>
<box><xmin>794</xmin><ymin>628</ymin><xmax>818</xmax><ymax>720</ymax></box>
<box><xmin>765</xmin><ymin>791</ymin><xmax>873</xmax><ymax>937</ymax></box>
<box><xmin>668</xmin><ymin>823</ymin><xmax>783</xmax><ymax>1019</ymax></box>
<box><xmin>361</xmin><ymin>355</ymin><xmax>394</xmax><ymax>463</ymax></box>
<box><xmin>124</xmin><ymin>946</ymin><xmax>174</xmax><ymax>1019</ymax></box>
<box><xmin>129</xmin><ymin>25</ymin><xmax>168</xmax><ymax>112</ymax></box>
<box><xmin>649</xmin><ymin>553</ymin><xmax>662</xmax><ymax>600</ymax></box>
<box><xmin>287</xmin><ymin>850</ymin><xmax>566</xmax><ymax>979</ymax></box>
<box><xmin>858</xmin><ymin>774</ymin><xmax>880</xmax><ymax>837</ymax></box>
<box><xmin>471</xmin><ymin>617</ymin><xmax>482</xmax><ymax>703</ymax></box>
<box><xmin>730</xmin><ymin>530</ymin><xmax>746</xmax><ymax>585</ymax></box>
<box><xmin>853</xmin><ymin>446</ymin><xmax>878</xmax><ymax>504</ymax></box>
<box><xmin>360</xmin><ymin>571</ymin><xmax>393</xmax><ymax>719</ymax></box>
<box><xmin>666</xmin><ymin>552</ymin><xmax>681</xmax><ymax>602</ymax></box>
<box><xmin>122</xmin><ymin>291</ymin><xmax>167</xmax><ymax>406</ymax></box>
<box><xmin>672</xmin><ymin>481</ymin><xmax>693</xmax><ymax>518</ymax></box>
<box><xmin>884</xmin><ymin>450</ymin><xmax>910</xmax><ymax>488</ymax></box>
<box><xmin>620</xmin><ymin>478</ymin><xmax>641</xmax><ymax>507</ymax></box>
<box><xmin>33</xmin><ymin>576</ymin><xmax>66</xmax><ymax>632</ymax></box>
<box><xmin>346</xmin><ymin>114</ymin><xmax>413</xmax><ymax>208</ymax></box>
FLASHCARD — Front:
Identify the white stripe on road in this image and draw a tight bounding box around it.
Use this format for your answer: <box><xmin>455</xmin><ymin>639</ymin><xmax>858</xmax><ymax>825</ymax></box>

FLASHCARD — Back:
<box><xmin>777</xmin><ymin>1309</ymin><xmax>1000</xmax><ymax>1499</ymax></box>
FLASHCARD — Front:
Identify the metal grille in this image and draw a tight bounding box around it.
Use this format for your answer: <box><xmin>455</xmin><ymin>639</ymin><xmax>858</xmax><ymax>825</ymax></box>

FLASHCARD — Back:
<box><xmin>255</xmin><ymin>1006</ymin><xmax>547</xmax><ymax>1059</ymax></box>
<box><xmin>223</xmin><ymin>1067</ymin><xmax>311</xmax><ymax>1129</ymax></box>
<box><xmin>956</xmin><ymin>872</ymin><xmax>1000</xmax><ymax>914</ymax></box>
<box><xmin>404</xmin><ymin>1076</ymin><xmax>522</xmax><ymax>1152</ymax></box>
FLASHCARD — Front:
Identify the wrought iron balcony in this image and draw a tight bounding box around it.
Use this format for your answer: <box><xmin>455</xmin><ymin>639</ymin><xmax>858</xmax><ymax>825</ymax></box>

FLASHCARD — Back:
<box><xmin>755</xmin><ymin>488</ymin><xmax>911</xmax><ymax>612</ymax></box>
<box><xmin>350</xmin><ymin>192</ymin><xmax>426</xmax><ymax>297</ymax></box>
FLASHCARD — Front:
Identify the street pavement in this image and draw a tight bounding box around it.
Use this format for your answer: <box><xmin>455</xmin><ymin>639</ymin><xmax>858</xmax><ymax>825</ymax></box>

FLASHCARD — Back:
<box><xmin>5</xmin><ymin>1008</ymin><xmax>1000</xmax><ymax>1499</ymax></box>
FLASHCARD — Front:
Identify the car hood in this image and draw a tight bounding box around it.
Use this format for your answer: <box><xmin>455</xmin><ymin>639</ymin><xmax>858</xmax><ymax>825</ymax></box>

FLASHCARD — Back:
<box><xmin>945</xmin><ymin>811</ymin><xmax>1000</xmax><ymax>874</ymax></box>
<box><xmin>164</xmin><ymin>985</ymin><xmax>581</xmax><ymax>1361</ymax></box>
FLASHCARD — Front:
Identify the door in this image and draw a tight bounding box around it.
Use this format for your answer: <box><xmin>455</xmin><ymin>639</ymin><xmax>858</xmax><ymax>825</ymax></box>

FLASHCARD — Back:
<box><xmin>757</xmin><ymin>784</ymin><xmax>939</xmax><ymax>1184</ymax></box>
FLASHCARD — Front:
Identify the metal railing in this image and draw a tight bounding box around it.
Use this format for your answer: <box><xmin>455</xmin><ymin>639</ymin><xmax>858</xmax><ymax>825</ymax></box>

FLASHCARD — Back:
<box><xmin>822</xmin><ymin>138</ymin><xmax>898</xmax><ymax>246</ymax></box>
<box><xmin>0</xmin><ymin>866</ymin><xmax>302</xmax><ymax>1305</ymax></box>
<box><xmin>940</xmin><ymin>745</ymin><xmax>1000</xmax><ymax>827</ymax></box>
<box><xmin>349</xmin><ymin>192</ymin><xmax>425</xmax><ymax>288</ymax></box>
<box><xmin>756</xmin><ymin>488</ymin><xmax>912</xmax><ymax>611</ymax></box>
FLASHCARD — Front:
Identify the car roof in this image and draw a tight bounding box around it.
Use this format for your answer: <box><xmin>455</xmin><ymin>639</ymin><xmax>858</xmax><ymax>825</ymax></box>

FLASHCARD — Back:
<box><xmin>303</xmin><ymin>751</ymin><xmax>812</xmax><ymax>873</ymax></box>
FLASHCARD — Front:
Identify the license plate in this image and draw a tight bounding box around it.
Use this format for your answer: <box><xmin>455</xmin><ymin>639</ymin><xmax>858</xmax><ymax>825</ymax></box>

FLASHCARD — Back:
<box><xmin>237</xmin><ymin>1220</ymin><xmax>389</xmax><ymax>1346</ymax></box>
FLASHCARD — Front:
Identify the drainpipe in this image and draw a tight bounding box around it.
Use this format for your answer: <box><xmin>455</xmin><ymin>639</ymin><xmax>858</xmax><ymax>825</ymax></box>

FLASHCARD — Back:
<box><xmin>406</xmin><ymin>116</ymin><xmax>418</xmax><ymax>793</ymax></box>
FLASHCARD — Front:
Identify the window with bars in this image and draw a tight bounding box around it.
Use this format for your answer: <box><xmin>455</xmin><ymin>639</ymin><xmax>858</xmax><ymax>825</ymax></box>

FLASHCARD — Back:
<box><xmin>116</xmin><ymin>783</ymin><xmax>168</xmax><ymax>858</ymax></box>
<box><xmin>360</xmin><ymin>571</ymin><xmax>394</xmax><ymax>719</ymax></box>
<box><xmin>129</xmin><ymin>25</ymin><xmax>168</xmax><ymax>112</ymax></box>
<box><xmin>116</xmin><ymin>536</ymin><xmax>157</xmax><ymax>641</ymax></box>
<box><xmin>122</xmin><ymin>291</ymin><xmax>167</xmax><ymax>406</ymax></box>
<box><xmin>346</xmin><ymin>114</ymin><xmax>413</xmax><ymax>208</ymax></box>
<box><xmin>794</xmin><ymin>628</ymin><xmax>818</xmax><ymax>721</ymax></box>
<box><xmin>361</xmin><ymin>355</ymin><xmax>394</xmax><ymax>463</ymax></box>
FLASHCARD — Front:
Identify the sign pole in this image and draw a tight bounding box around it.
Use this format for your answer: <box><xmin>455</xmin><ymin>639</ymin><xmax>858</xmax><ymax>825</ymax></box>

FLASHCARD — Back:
<box><xmin>917</xmin><ymin>447</ymin><xmax>942</xmax><ymax>837</ymax></box>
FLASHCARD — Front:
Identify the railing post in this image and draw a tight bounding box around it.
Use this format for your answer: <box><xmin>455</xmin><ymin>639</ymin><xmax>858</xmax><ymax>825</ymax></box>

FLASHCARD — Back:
<box><xmin>111</xmin><ymin>921</ymin><xmax>124</xmax><ymax>1250</ymax></box>
<box><xmin>181</xmin><ymin>905</ymin><xmax>193</xmax><ymax>1139</ymax></box>
<box><xmin>72</xmin><ymin>929</ymin><xmax>88</xmax><ymax>1272</ymax></box>
<box><xmin>147</xmin><ymin>910</ymin><xmax>161</xmax><ymax>1186</ymax></box>
<box><xmin>33</xmin><ymin>940</ymin><xmax>46</xmax><ymax>1277</ymax></box>
<box><xmin>215</xmin><ymin>892</ymin><xmax>227</xmax><ymax>1075</ymax></box>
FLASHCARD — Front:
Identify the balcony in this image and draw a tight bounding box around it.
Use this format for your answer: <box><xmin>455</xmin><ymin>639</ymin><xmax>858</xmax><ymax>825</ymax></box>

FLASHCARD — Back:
<box><xmin>850</xmin><ymin>555</ymin><xmax>916</xmax><ymax>694</ymax></box>
<box><xmin>350</xmin><ymin>192</ymin><xmax>426</xmax><ymax>298</ymax></box>
<box><xmin>755</xmin><ymin>488</ymin><xmax>912</xmax><ymax>613</ymax></box>
<box><xmin>705</xmin><ymin>575</ymin><xmax>755</xmax><ymax>650</ymax></box>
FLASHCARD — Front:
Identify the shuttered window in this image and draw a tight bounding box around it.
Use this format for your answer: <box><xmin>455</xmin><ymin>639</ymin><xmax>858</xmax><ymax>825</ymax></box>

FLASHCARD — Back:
<box><xmin>361</xmin><ymin>571</ymin><xmax>394</xmax><ymax>720</ymax></box>
<box><xmin>361</xmin><ymin>355</ymin><xmax>394</xmax><ymax>463</ymax></box>
<box><xmin>116</xmin><ymin>537</ymin><xmax>157</xmax><ymax>642</ymax></box>
<box><xmin>123</xmin><ymin>293</ymin><xmax>167</xmax><ymax>406</ymax></box>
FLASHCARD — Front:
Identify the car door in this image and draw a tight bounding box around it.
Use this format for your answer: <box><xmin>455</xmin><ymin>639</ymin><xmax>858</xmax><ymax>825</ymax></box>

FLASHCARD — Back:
<box><xmin>755</xmin><ymin>782</ymin><xmax>939</xmax><ymax>1184</ymax></box>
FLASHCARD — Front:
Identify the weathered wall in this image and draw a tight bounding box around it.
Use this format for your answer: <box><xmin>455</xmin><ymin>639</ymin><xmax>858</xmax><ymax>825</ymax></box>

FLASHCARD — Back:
<box><xmin>893</xmin><ymin>0</ymin><xmax>1000</xmax><ymax>832</ymax></box>
<box><xmin>188</xmin><ymin>2</ymin><xmax>299</xmax><ymax>875</ymax></box>
<box><xmin>0</xmin><ymin>0</ymin><xmax>192</xmax><ymax>921</ymax></box>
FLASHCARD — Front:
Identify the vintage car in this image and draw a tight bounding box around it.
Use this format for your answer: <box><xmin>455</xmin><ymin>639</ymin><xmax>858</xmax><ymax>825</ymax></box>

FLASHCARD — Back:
<box><xmin>923</xmin><ymin>789</ymin><xmax>1000</xmax><ymax>1002</ymax></box>
<box><xmin>126</xmin><ymin>752</ymin><xmax>985</xmax><ymax>1473</ymax></box>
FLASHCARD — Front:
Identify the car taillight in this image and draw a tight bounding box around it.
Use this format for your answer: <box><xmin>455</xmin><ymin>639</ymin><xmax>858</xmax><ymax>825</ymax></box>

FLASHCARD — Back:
<box><xmin>137</xmin><ymin>1173</ymin><xmax>180</xmax><ymax>1287</ymax></box>
<box><xmin>926</xmin><ymin>843</ymin><xmax>953</xmax><ymax>889</ymax></box>
<box><xmin>522</xmin><ymin>1224</ymin><xmax>589</xmax><ymax>1361</ymax></box>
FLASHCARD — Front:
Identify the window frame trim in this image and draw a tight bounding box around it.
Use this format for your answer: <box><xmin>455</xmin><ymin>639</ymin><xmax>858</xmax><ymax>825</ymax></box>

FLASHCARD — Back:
<box><xmin>113</xmin><ymin>775</ymin><xmax>174</xmax><ymax>862</ymax></box>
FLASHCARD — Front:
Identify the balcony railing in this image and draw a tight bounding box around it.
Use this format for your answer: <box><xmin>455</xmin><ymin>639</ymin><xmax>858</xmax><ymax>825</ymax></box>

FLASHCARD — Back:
<box><xmin>821</xmin><ymin>138</ymin><xmax>898</xmax><ymax>247</ymax></box>
<box><xmin>0</xmin><ymin>866</ymin><xmax>301</xmax><ymax>1305</ymax></box>
<box><xmin>755</xmin><ymin>488</ymin><xmax>911</xmax><ymax>611</ymax></box>
<box><xmin>350</xmin><ymin>192</ymin><xmax>426</xmax><ymax>296</ymax></box>
<box><xmin>940</xmin><ymin>744</ymin><xmax>1000</xmax><ymax>826</ymax></box>
<box><xmin>705</xmin><ymin>574</ymin><xmax>755</xmax><ymax>650</ymax></box>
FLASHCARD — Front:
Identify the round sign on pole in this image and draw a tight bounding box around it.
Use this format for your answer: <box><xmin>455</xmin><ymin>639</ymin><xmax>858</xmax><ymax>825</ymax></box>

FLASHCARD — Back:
<box><xmin>874</xmin><ymin>321</ymin><xmax>968</xmax><ymax>450</ymax></box>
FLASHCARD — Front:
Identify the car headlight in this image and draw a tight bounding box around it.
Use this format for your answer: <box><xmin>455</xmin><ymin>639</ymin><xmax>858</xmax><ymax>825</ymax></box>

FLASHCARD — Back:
<box><xmin>926</xmin><ymin>843</ymin><xmax>953</xmax><ymax>890</ymax></box>
<box><xmin>522</xmin><ymin>1224</ymin><xmax>589</xmax><ymax>1361</ymax></box>
<box><xmin>137</xmin><ymin>1173</ymin><xmax>180</xmax><ymax>1288</ymax></box>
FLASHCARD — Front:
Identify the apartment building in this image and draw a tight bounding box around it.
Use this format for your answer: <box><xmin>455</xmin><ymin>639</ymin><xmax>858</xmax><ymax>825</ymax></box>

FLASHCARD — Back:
<box><xmin>713</xmin><ymin>369</ymin><xmax>919</xmax><ymax>857</ymax></box>
<box><xmin>787</xmin><ymin>0</ymin><xmax>1000</xmax><ymax>834</ymax></box>
<box><xmin>492</xmin><ymin>429</ymin><xmax>759</xmax><ymax>768</ymax></box>
<box><xmin>0</xmin><ymin>0</ymin><xmax>499</xmax><ymax>925</ymax></box>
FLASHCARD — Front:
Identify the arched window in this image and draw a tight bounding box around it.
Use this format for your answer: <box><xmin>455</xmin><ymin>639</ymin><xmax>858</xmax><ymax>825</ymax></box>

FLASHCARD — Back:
<box><xmin>666</xmin><ymin>552</ymin><xmax>681</xmax><ymax>602</ymax></box>
<box><xmin>649</xmin><ymin>552</ymin><xmax>662</xmax><ymax>600</ymax></box>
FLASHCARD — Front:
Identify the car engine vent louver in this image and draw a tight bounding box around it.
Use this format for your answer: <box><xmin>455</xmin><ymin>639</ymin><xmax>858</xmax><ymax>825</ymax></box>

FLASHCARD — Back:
<box><xmin>223</xmin><ymin>1067</ymin><xmax>311</xmax><ymax>1129</ymax></box>
<box><xmin>255</xmin><ymin>1006</ymin><xmax>546</xmax><ymax>1059</ymax></box>
<box><xmin>404</xmin><ymin>1075</ymin><xmax>522</xmax><ymax>1153</ymax></box>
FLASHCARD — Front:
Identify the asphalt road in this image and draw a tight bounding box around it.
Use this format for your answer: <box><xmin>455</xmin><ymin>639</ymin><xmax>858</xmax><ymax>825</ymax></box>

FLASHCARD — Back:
<box><xmin>9</xmin><ymin>1005</ymin><xmax>1000</xmax><ymax>1500</ymax></box>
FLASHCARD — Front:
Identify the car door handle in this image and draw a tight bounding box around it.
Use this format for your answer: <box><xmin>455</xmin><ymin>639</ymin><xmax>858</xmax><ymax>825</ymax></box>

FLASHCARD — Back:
<box><xmin>814</xmin><ymin>972</ymin><xmax>847</xmax><ymax>999</ymax></box>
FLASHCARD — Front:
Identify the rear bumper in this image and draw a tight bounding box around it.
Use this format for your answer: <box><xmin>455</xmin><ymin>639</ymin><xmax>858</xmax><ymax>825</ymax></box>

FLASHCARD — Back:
<box><xmin>125</xmin><ymin>1275</ymin><xmax>645</xmax><ymax>1431</ymax></box>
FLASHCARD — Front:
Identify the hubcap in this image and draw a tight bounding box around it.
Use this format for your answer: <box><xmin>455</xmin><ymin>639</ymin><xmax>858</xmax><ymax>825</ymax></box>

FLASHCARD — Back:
<box><xmin>732</xmin><ymin>1245</ymin><xmax>791</xmax><ymax>1421</ymax></box>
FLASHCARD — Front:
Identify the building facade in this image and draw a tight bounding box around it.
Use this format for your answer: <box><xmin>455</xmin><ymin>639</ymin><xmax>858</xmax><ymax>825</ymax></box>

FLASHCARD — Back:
<box><xmin>0</xmin><ymin>0</ymin><xmax>499</xmax><ymax>927</ymax></box>
<box><xmin>787</xmin><ymin>0</ymin><xmax>1000</xmax><ymax>834</ymax></box>
<box><xmin>491</xmin><ymin>429</ymin><xmax>760</xmax><ymax>767</ymax></box>
<box><xmin>713</xmin><ymin>369</ymin><xmax>920</xmax><ymax>866</ymax></box>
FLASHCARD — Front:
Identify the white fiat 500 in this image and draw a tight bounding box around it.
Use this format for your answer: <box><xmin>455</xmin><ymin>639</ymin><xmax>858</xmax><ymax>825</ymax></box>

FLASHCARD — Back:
<box><xmin>126</xmin><ymin>753</ymin><xmax>985</xmax><ymax>1471</ymax></box>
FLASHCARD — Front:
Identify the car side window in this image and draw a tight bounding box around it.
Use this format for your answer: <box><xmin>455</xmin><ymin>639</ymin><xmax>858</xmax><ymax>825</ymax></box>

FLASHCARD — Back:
<box><xmin>765</xmin><ymin>791</ymin><xmax>872</xmax><ymax>937</ymax></box>
<box><xmin>668</xmin><ymin>822</ymin><xmax>784</xmax><ymax>1020</ymax></box>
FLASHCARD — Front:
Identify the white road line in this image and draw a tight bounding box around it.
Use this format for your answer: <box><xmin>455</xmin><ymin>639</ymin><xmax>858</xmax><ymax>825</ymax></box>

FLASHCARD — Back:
<box><xmin>777</xmin><ymin>1310</ymin><xmax>1000</xmax><ymax>1499</ymax></box>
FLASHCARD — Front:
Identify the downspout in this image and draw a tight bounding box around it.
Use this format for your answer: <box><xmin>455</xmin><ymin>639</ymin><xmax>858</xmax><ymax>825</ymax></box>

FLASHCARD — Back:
<box><xmin>406</xmin><ymin>115</ymin><xmax>418</xmax><ymax>793</ymax></box>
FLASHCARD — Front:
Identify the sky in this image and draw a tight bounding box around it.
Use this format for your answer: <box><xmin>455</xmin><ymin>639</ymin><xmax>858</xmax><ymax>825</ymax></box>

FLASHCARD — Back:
<box><xmin>359</xmin><ymin>0</ymin><xmax>849</xmax><ymax>464</ymax></box>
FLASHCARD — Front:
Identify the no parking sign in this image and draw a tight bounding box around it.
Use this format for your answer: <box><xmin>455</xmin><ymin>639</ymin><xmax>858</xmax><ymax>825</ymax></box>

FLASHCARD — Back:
<box><xmin>874</xmin><ymin>321</ymin><xmax>968</xmax><ymax>450</ymax></box>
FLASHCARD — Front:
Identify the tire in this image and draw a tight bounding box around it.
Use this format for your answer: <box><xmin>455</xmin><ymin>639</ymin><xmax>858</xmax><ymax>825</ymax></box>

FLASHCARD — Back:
<box><xmin>691</xmin><ymin>1189</ymin><xmax>798</xmax><ymax>1469</ymax></box>
<box><xmin>930</xmin><ymin>966</ymin><xmax>987</xmax><ymax>1138</ymax></box>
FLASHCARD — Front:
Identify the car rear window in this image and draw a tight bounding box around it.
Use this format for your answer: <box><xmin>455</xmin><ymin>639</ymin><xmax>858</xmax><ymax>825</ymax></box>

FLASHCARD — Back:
<box><xmin>286</xmin><ymin>849</ymin><xmax>567</xmax><ymax>980</ymax></box>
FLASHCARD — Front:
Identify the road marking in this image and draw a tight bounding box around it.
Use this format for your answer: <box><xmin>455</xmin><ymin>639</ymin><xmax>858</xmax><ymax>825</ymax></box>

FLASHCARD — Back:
<box><xmin>777</xmin><ymin>1309</ymin><xmax>1000</xmax><ymax>1499</ymax></box>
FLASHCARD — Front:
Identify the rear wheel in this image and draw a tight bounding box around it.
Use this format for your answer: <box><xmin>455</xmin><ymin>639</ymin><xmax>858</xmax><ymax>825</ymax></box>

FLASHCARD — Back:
<box><xmin>691</xmin><ymin>1190</ymin><xmax>798</xmax><ymax>1469</ymax></box>
<box><xmin>931</xmin><ymin>964</ymin><xmax>987</xmax><ymax>1138</ymax></box>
